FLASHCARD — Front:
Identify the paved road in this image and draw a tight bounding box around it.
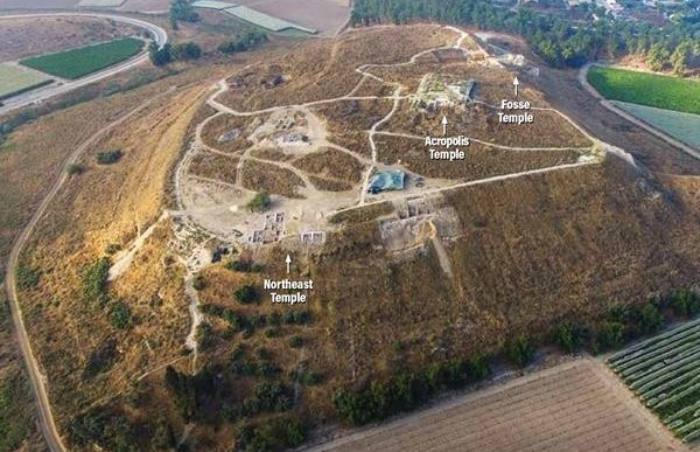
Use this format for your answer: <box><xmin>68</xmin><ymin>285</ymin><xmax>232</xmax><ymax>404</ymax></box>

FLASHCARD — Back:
<box><xmin>4</xmin><ymin>89</ymin><xmax>172</xmax><ymax>452</ymax></box>
<box><xmin>0</xmin><ymin>12</ymin><xmax>168</xmax><ymax>116</ymax></box>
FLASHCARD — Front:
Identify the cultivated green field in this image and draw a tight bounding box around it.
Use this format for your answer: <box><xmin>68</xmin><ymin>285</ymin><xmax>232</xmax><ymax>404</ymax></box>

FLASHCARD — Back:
<box><xmin>0</xmin><ymin>63</ymin><xmax>52</xmax><ymax>100</ymax></box>
<box><xmin>609</xmin><ymin>318</ymin><xmax>700</xmax><ymax>443</ymax></box>
<box><xmin>613</xmin><ymin>101</ymin><xmax>700</xmax><ymax>149</ymax></box>
<box><xmin>19</xmin><ymin>38</ymin><xmax>144</xmax><ymax>80</ymax></box>
<box><xmin>588</xmin><ymin>66</ymin><xmax>700</xmax><ymax>115</ymax></box>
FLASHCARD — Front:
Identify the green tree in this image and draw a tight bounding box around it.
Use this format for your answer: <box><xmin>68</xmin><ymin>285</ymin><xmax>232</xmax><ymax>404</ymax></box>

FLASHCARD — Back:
<box><xmin>247</xmin><ymin>191</ymin><xmax>271</xmax><ymax>213</ymax></box>
<box><xmin>169</xmin><ymin>0</ymin><xmax>199</xmax><ymax>23</ymax></box>
<box><xmin>647</xmin><ymin>43</ymin><xmax>670</xmax><ymax>71</ymax></box>
<box><xmin>148</xmin><ymin>42</ymin><xmax>172</xmax><ymax>67</ymax></box>
<box><xmin>172</xmin><ymin>42</ymin><xmax>202</xmax><ymax>60</ymax></box>
<box><xmin>671</xmin><ymin>41</ymin><xmax>693</xmax><ymax>76</ymax></box>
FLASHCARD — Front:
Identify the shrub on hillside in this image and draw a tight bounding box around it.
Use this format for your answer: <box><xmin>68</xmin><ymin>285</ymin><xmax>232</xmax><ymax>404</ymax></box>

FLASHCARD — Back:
<box><xmin>15</xmin><ymin>263</ymin><xmax>40</xmax><ymax>290</ymax></box>
<box><xmin>247</xmin><ymin>191</ymin><xmax>271</xmax><ymax>213</ymax></box>
<box><xmin>67</xmin><ymin>163</ymin><xmax>85</xmax><ymax>175</ymax></box>
<box><xmin>109</xmin><ymin>301</ymin><xmax>132</xmax><ymax>330</ymax></box>
<box><xmin>334</xmin><ymin>356</ymin><xmax>490</xmax><ymax>426</ymax></box>
<box><xmin>82</xmin><ymin>257</ymin><xmax>111</xmax><ymax>304</ymax></box>
<box><xmin>506</xmin><ymin>335</ymin><xmax>534</xmax><ymax>368</ymax></box>
<box><xmin>235</xmin><ymin>285</ymin><xmax>259</xmax><ymax>304</ymax></box>
<box><xmin>96</xmin><ymin>149</ymin><xmax>122</xmax><ymax>165</ymax></box>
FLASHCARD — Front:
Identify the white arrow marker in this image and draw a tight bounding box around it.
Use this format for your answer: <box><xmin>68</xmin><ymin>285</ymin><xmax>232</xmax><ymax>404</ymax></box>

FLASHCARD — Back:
<box><xmin>513</xmin><ymin>76</ymin><xmax>520</xmax><ymax>97</ymax></box>
<box><xmin>285</xmin><ymin>254</ymin><xmax>292</xmax><ymax>274</ymax></box>
<box><xmin>442</xmin><ymin>115</ymin><xmax>448</xmax><ymax>136</ymax></box>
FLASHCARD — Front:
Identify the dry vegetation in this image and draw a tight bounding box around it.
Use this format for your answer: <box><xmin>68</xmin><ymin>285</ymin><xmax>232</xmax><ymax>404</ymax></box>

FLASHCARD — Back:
<box><xmin>313</xmin><ymin>99</ymin><xmax>393</xmax><ymax>157</ymax></box>
<box><xmin>199</xmin><ymin>113</ymin><xmax>265</xmax><ymax>154</ymax></box>
<box><xmin>376</xmin><ymin>135</ymin><xmax>581</xmax><ymax>179</ymax></box>
<box><xmin>300</xmin><ymin>157</ymin><xmax>700</xmax><ymax>398</ymax></box>
<box><xmin>16</xmin><ymin>79</ymin><xmax>208</xmax><ymax>433</ymax></box>
<box><xmin>188</xmin><ymin>151</ymin><xmax>239</xmax><ymax>184</ymax></box>
<box><xmin>293</xmin><ymin>148</ymin><xmax>365</xmax><ymax>183</ymax></box>
<box><xmin>0</xmin><ymin>16</ymin><xmax>142</xmax><ymax>62</ymax></box>
<box><xmin>0</xmin><ymin>292</ymin><xmax>44</xmax><ymax>451</ymax></box>
<box><xmin>218</xmin><ymin>25</ymin><xmax>457</xmax><ymax>112</ymax></box>
<box><xmin>382</xmin><ymin>101</ymin><xmax>592</xmax><ymax>149</ymax></box>
<box><xmin>308</xmin><ymin>176</ymin><xmax>354</xmax><ymax>192</ymax></box>
<box><xmin>241</xmin><ymin>160</ymin><xmax>306</xmax><ymax>198</ymax></box>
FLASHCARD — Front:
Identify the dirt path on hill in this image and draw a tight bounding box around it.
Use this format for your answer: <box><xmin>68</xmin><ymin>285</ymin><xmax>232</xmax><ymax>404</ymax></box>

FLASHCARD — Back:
<box><xmin>4</xmin><ymin>88</ymin><xmax>173</xmax><ymax>452</ymax></box>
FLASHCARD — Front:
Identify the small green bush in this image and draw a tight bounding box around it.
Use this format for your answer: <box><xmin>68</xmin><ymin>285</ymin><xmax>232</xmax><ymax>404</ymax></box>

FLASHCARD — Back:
<box><xmin>15</xmin><ymin>263</ymin><xmax>40</xmax><ymax>290</ymax></box>
<box><xmin>235</xmin><ymin>285</ymin><xmax>258</xmax><ymax>304</ymax></box>
<box><xmin>82</xmin><ymin>257</ymin><xmax>111</xmax><ymax>304</ymax></box>
<box><xmin>109</xmin><ymin>301</ymin><xmax>132</xmax><ymax>330</ymax></box>
<box><xmin>506</xmin><ymin>335</ymin><xmax>534</xmax><ymax>368</ymax></box>
<box><xmin>247</xmin><ymin>191</ymin><xmax>271</xmax><ymax>213</ymax></box>
<box><xmin>289</xmin><ymin>335</ymin><xmax>303</xmax><ymax>348</ymax></box>
<box><xmin>67</xmin><ymin>163</ymin><xmax>85</xmax><ymax>175</ymax></box>
<box><xmin>96</xmin><ymin>149</ymin><xmax>123</xmax><ymax>165</ymax></box>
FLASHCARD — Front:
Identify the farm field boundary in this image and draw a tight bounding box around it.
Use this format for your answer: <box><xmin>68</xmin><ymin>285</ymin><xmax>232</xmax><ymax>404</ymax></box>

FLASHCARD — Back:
<box><xmin>587</xmin><ymin>65</ymin><xmax>700</xmax><ymax>115</ymax></box>
<box><xmin>19</xmin><ymin>37</ymin><xmax>144</xmax><ymax>80</ymax></box>
<box><xmin>223</xmin><ymin>5</ymin><xmax>317</xmax><ymax>34</ymax></box>
<box><xmin>613</xmin><ymin>101</ymin><xmax>700</xmax><ymax>150</ymax></box>
<box><xmin>609</xmin><ymin>318</ymin><xmax>700</xmax><ymax>443</ymax></box>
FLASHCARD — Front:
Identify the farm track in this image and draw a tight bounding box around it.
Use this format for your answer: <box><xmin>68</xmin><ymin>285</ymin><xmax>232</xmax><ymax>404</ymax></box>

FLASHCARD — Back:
<box><xmin>4</xmin><ymin>87</ymin><xmax>175</xmax><ymax>452</ymax></box>
<box><xmin>310</xmin><ymin>359</ymin><xmax>685</xmax><ymax>452</ymax></box>
<box><xmin>0</xmin><ymin>12</ymin><xmax>168</xmax><ymax>116</ymax></box>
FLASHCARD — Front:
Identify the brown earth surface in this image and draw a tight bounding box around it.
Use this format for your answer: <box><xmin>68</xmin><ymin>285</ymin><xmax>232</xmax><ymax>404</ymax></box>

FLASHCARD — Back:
<box><xmin>317</xmin><ymin>359</ymin><xmax>685</xmax><ymax>452</ymax></box>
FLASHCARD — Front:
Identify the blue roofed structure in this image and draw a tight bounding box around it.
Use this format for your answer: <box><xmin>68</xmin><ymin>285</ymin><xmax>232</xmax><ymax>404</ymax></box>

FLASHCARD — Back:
<box><xmin>368</xmin><ymin>170</ymin><xmax>406</xmax><ymax>194</ymax></box>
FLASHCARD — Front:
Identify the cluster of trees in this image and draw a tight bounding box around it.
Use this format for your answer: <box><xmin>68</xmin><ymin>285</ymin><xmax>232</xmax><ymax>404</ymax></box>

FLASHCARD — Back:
<box><xmin>334</xmin><ymin>356</ymin><xmax>490</xmax><ymax>425</ymax></box>
<box><xmin>350</xmin><ymin>0</ymin><xmax>700</xmax><ymax>69</ymax></box>
<box><xmin>236</xmin><ymin>416</ymin><xmax>306</xmax><ymax>451</ymax></box>
<box><xmin>200</xmin><ymin>303</ymin><xmax>312</xmax><ymax>338</ymax></box>
<box><xmin>170</xmin><ymin>0</ymin><xmax>199</xmax><ymax>27</ymax></box>
<box><xmin>148</xmin><ymin>41</ymin><xmax>202</xmax><ymax>67</ymax></box>
<box><xmin>334</xmin><ymin>289</ymin><xmax>699</xmax><ymax>427</ymax></box>
<box><xmin>226</xmin><ymin>259</ymin><xmax>264</xmax><ymax>273</ymax></box>
<box><xmin>647</xmin><ymin>40</ymin><xmax>700</xmax><ymax>74</ymax></box>
<box><xmin>218</xmin><ymin>30</ymin><xmax>269</xmax><ymax>54</ymax></box>
<box><xmin>553</xmin><ymin>290</ymin><xmax>699</xmax><ymax>354</ymax></box>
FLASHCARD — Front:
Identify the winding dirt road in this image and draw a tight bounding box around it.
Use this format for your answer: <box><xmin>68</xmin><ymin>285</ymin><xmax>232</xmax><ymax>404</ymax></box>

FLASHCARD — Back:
<box><xmin>0</xmin><ymin>12</ymin><xmax>168</xmax><ymax>116</ymax></box>
<box><xmin>4</xmin><ymin>88</ymin><xmax>173</xmax><ymax>452</ymax></box>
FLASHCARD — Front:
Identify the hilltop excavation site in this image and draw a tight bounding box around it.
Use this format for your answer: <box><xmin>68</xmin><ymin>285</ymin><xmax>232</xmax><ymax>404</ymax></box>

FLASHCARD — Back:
<box><xmin>9</xmin><ymin>22</ymin><xmax>700</xmax><ymax>451</ymax></box>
